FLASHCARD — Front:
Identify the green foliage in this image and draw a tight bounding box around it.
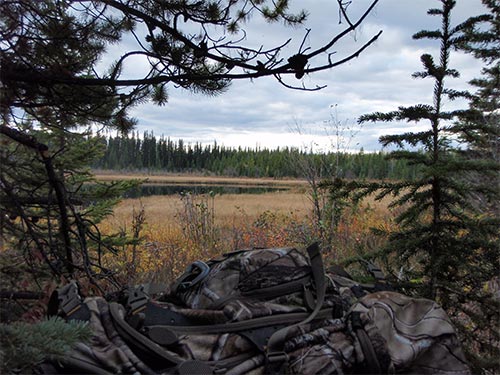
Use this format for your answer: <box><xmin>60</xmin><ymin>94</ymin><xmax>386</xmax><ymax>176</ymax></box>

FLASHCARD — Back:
<box><xmin>0</xmin><ymin>0</ymin><xmax>143</xmax><ymax>286</ymax></box>
<box><xmin>330</xmin><ymin>1</ymin><xmax>499</xmax><ymax>372</ymax></box>
<box><xmin>0</xmin><ymin>125</ymin><xmax>141</xmax><ymax>285</ymax></box>
<box><xmin>355</xmin><ymin>0</ymin><xmax>499</xmax><ymax>296</ymax></box>
<box><xmin>1</xmin><ymin>0</ymin><xmax>381</xmax><ymax>286</ymax></box>
<box><xmin>0</xmin><ymin>317</ymin><xmax>92</xmax><ymax>374</ymax></box>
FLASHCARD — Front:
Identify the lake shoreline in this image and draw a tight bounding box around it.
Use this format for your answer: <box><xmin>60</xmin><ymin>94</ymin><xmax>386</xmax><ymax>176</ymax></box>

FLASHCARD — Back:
<box><xmin>93</xmin><ymin>171</ymin><xmax>308</xmax><ymax>188</ymax></box>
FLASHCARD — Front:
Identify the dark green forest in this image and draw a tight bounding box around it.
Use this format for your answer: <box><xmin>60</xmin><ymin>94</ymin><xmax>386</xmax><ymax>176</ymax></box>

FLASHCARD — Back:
<box><xmin>93</xmin><ymin>132</ymin><xmax>419</xmax><ymax>180</ymax></box>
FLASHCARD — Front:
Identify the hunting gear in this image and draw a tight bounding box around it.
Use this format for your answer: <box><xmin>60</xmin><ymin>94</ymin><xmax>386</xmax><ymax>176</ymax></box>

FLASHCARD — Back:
<box><xmin>42</xmin><ymin>244</ymin><xmax>471</xmax><ymax>374</ymax></box>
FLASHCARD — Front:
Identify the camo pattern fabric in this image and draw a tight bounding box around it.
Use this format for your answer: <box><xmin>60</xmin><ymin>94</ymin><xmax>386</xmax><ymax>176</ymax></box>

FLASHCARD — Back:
<box><xmin>41</xmin><ymin>247</ymin><xmax>471</xmax><ymax>374</ymax></box>
<box><xmin>283</xmin><ymin>318</ymin><xmax>357</xmax><ymax>374</ymax></box>
<box><xmin>176</xmin><ymin>247</ymin><xmax>311</xmax><ymax>312</ymax></box>
<box><xmin>48</xmin><ymin>292</ymin><xmax>471</xmax><ymax>375</ymax></box>
<box><xmin>350</xmin><ymin>291</ymin><xmax>471</xmax><ymax>374</ymax></box>
<box><xmin>220</xmin><ymin>319</ymin><xmax>356</xmax><ymax>375</ymax></box>
<box><xmin>64</xmin><ymin>297</ymin><xmax>154</xmax><ymax>374</ymax></box>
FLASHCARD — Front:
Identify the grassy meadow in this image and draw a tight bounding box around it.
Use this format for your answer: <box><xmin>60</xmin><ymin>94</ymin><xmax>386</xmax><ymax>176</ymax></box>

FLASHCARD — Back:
<box><xmin>97</xmin><ymin>174</ymin><xmax>397</xmax><ymax>285</ymax></box>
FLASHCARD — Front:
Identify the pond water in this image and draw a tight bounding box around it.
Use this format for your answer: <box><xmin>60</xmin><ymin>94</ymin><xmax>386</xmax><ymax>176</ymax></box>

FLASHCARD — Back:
<box><xmin>123</xmin><ymin>184</ymin><xmax>288</xmax><ymax>198</ymax></box>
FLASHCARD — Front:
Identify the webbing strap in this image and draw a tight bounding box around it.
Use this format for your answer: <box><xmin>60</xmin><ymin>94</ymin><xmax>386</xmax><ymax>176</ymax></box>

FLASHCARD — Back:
<box><xmin>110</xmin><ymin>302</ymin><xmax>184</xmax><ymax>366</ymax></box>
<box><xmin>351</xmin><ymin>311</ymin><xmax>382</xmax><ymax>374</ymax></box>
<box><xmin>147</xmin><ymin>308</ymin><xmax>335</xmax><ymax>335</ymax></box>
<box><xmin>175</xmin><ymin>360</ymin><xmax>213</xmax><ymax>374</ymax></box>
<box><xmin>265</xmin><ymin>242</ymin><xmax>326</xmax><ymax>370</ymax></box>
<box><xmin>110</xmin><ymin>302</ymin><xmax>256</xmax><ymax>373</ymax></box>
<box><xmin>210</xmin><ymin>274</ymin><xmax>312</xmax><ymax>310</ymax></box>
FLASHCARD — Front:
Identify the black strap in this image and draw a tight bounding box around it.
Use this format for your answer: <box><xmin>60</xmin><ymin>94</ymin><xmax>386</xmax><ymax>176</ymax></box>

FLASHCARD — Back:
<box><xmin>351</xmin><ymin>311</ymin><xmax>382</xmax><ymax>374</ymax></box>
<box><xmin>111</xmin><ymin>302</ymin><xmax>265</xmax><ymax>373</ymax></box>
<box><xmin>110</xmin><ymin>302</ymin><xmax>185</xmax><ymax>367</ymax></box>
<box><xmin>238</xmin><ymin>324</ymin><xmax>288</xmax><ymax>351</ymax></box>
<box><xmin>125</xmin><ymin>285</ymin><xmax>197</xmax><ymax>328</ymax></box>
<box><xmin>265</xmin><ymin>242</ymin><xmax>327</xmax><ymax>372</ymax></box>
<box><xmin>361</xmin><ymin>260</ymin><xmax>394</xmax><ymax>292</ymax></box>
<box><xmin>366</xmin><ymin>263</ymin><xmax>386</xmax><ymax>282</ymax></box>
<box><xmin>143</xmin><ymin>302</ymin><xmax>196</xmax><ymax>326</ymax></box>
<box><xmin>210</xmin><ymin>274</ymin><xmax>313</xmax><ymax>310</ymax></box>
<box><xmin>175</xmin><ymin>360</ymin><xmax>213</xmax><ymax>374</ymax></box>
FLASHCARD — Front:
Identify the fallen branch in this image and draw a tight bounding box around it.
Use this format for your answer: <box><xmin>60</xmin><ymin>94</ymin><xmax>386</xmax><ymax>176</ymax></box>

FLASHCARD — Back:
<box><xmin>0</xmin><ymin>290</ymin><xmax>45</xmax><ymax>300</ymax></box>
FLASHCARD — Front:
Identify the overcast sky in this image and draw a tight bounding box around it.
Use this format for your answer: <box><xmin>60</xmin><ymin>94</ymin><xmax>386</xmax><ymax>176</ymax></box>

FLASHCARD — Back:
<box><xmin>118</xmin><ymin>0</ymin><xmax>485</xmax><ymax>152</ymax></box>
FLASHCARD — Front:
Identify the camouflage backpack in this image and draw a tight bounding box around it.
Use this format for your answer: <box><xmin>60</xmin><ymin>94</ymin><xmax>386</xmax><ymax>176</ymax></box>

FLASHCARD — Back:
<box><xmin>42</xmin><ymin>244</ymin><xmax>471</xmax><ymax>374</ymax></box>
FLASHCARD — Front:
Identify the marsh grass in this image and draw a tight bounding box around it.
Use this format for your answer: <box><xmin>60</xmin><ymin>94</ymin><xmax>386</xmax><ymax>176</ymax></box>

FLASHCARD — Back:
<box><xmin>100</xmin><ymin>189</ymin><xmax>396</xmax><ymax>285</ymax></box>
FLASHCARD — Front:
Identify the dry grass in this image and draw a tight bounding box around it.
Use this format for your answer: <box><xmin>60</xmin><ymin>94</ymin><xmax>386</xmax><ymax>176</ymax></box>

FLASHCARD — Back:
<box><xmin>105</xmin><ymin>191</ymin><xmax>310</xmax><ymax>227</ymax></box>
<box><xmin>99</xmin><ymin>190</ymin><xmax>312</xmax><ymax>283</ymax></box>
<box><xmin>99</xmin><ymin>189</ymin><xmax>396</xmax><ymax>285</ymax></box>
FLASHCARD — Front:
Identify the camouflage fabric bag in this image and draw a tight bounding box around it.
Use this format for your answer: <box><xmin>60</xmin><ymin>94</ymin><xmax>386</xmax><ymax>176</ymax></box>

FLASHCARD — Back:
<box><xmin>42</xmin><ymin>245</ymin><xmax>471</xmax><ymax>374</ymax></box>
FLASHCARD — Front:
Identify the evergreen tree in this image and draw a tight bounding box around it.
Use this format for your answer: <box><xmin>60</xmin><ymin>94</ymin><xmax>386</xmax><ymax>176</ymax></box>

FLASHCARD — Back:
<box><xmin>355</xmin><ymin>0</ymin><xmax>498</xmax><ymax>298</ymax></box>
<box><xmin>0</xmin><ymin>317</ymin><xmax>92</xmax><ymax>373</ymax></box>
<box><xmin>450</xmin><ymin>1</ymin><xmax>500</xmax><ymax>370</ymax></box>
<box><xmin>329</xmin><ymin>1</ymin><xmax>499</xmax><ymax>371</ymax></box>
<box><xmin>455</xmin><ymin>0</ymin><xmax>499</xmax><ymax>211</ymax></box>
<box><xmin>0</xmin><ymin>124</ymin><xmax>138</xmax><ymax>285</ymax></box>
<box><xmin>0</xmin><ymin>1</ymin><xmax>140</xmax><ymax>284</ymax></box>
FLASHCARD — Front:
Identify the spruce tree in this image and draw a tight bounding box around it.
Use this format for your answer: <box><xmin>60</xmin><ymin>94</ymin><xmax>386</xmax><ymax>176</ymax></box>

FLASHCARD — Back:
<box><xmin>0</xmin><ymin>0</ymin><xmax>140</xmax><ymax>285</ymax></box>
<box><xmin>329</xmin><ymin>1</ymin><xmax>499</xmax><ymax>371</ymax></box>
<box><xmin>450</xmin><ymin>1</ymin><xmax>500</xmax><ymax>370</ymax></box>
<box><xmin>353</xmin><ymin>0</ymin><xmax>498</xmax><ymax>301</ymax></box>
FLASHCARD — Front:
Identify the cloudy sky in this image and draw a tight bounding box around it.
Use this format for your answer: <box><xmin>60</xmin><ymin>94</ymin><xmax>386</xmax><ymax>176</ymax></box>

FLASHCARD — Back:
<box><xmin>118</xmin><ymin>0</ymin><xmax>485</xmax><ymax>152</ymax></box>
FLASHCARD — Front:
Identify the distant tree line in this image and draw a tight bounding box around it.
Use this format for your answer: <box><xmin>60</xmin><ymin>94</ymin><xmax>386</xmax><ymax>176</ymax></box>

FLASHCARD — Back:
<box><xmin>92</xmin><ymin>132</ymin><xmax>418</xmax><ymax>180</ymax></box>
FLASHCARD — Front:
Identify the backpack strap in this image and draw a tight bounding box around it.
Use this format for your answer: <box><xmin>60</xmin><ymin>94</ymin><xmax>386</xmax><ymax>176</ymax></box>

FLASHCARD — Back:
<box><xmin>210</xmin><ymin>274</ymin><xmax>314</xmax><ymax>310</ymax></box>
<box><xmin>125</xmin><ymin>284</ymin><xmax>198</xmax><ymax>330</ymax></box>
<box><xmin>110</xmin><ymin>302</ymin><xmax>187</xmax><ymax>367</ymax></box>
<box><xmin>265</xmin><ymin>242</ymin><xmax>327</xmax><ymax>372</ymax></box>
<box><xmin>359</xmin><ymin>259</ymin><xmax>394</xmax><ymax>292</ymax></box>
<box><xmin>351</xmin><ymin>311</ymin><xmax>382</xmax><ymax>374</ymax></box>
<box><xmin>111</xmin><ymin>301</ymin><xmax>306</xmax><ymax>374</ymax></box>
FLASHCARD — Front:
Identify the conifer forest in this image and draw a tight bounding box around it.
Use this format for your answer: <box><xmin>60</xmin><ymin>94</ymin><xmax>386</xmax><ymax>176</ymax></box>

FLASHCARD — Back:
<box><xmin>93</xmin><ymin>133</ymin><xmax>419</xmax><ymax>180</ymax></box>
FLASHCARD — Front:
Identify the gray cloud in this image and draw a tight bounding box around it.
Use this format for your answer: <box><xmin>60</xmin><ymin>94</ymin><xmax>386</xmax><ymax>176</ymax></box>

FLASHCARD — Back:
<box><xmin>122</xmin><ymin>0</ymin><xmax>486</xmax><ymax>151</ymax></box>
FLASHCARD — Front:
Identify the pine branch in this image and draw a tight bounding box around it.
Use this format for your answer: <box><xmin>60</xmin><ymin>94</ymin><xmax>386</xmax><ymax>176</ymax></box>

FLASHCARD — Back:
<box><xmin>0</xmin><ymin>317</ymin><xmax>92</xmax><ymax>374</ymax></box>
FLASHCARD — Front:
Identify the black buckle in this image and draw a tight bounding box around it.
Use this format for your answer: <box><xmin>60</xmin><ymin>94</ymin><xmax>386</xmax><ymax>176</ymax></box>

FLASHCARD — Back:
<box><xmin>367</xmin><ymin>263</ymin><xmax>385</xmax><ymax>281</ymax></box>
<box><xmin>127</xmin><ymin>285</ymin><xmax>149</xmax><ymax>315</ymax></box>
<box><xmin>58</xmin><ymin>281</ymin><xmax>82</xmax><ymax>317</ymax></box>
<box><xmin>175</xmin><ymin>261</ymin><xmax>210</xmax><ymax>293</ymax></box>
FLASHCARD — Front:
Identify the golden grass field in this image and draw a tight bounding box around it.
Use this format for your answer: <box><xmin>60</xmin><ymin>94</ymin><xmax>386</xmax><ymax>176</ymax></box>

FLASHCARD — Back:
<box><xmin>106</xmin><ymin>191</ymin><xmax>311</xmax><ymax>228</ymax></box>
<box><xmin>96</xmin><ymin>172</ymin><xmax>391</xmax><ymax>229</ymax></box>
<box><xmin>97</xmin><ymin>173</ymin><xmax>396</xmax><ymax>284</ymax></box>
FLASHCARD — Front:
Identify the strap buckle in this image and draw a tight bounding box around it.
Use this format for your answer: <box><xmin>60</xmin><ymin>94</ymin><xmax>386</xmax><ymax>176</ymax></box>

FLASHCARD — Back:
<box><xmin>366</xmin><ymin>263</ymin><xmax>386</xmax><ymax>281</ymax></box>
<box><xmin>58</xmin><ymin>281</ymin><xmax>82</xmax><ymax>317</ymax></box>
<box><xmin>174</xmin><ymin>260</ymin><xmax>210</xmax><ymax>293</ymax></box>
<box><xmin>126</xmin><ymin>285</ymin><xmax>149</xmax><ymax>315</ymax></box>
